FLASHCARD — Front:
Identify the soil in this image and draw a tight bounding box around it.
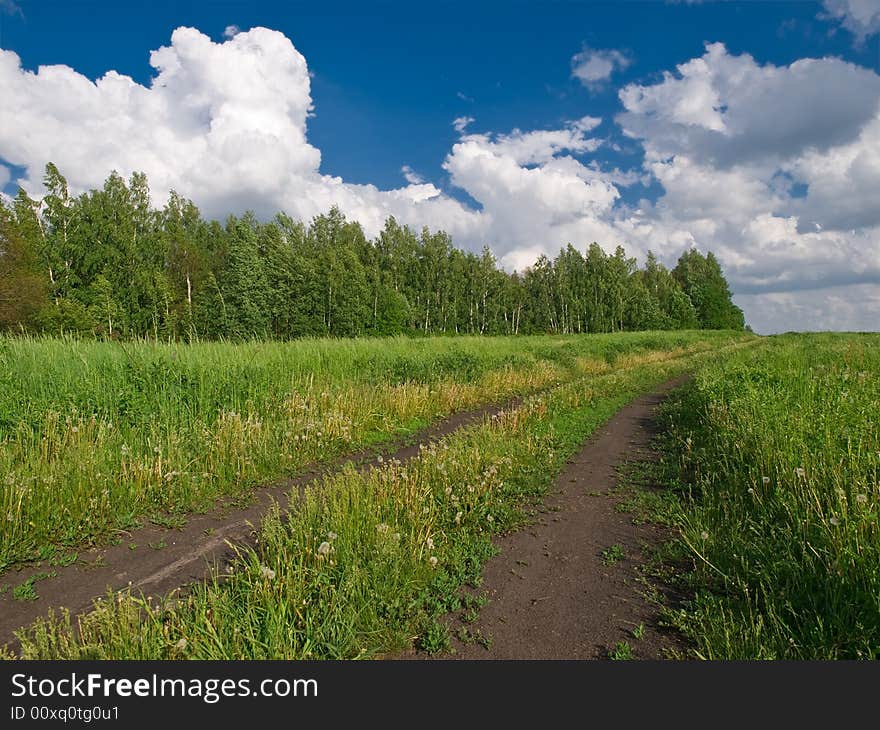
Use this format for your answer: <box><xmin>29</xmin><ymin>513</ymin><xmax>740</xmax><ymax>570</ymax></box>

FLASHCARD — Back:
<box><xmin>407</xmin><ymin>375</ymin><xmax>689</xmax><ymax>660</ymax></box>
<box><xmin>0</xmin><ymin>398</ymin><xmax>522</xmax><ymax>650</ymax></box>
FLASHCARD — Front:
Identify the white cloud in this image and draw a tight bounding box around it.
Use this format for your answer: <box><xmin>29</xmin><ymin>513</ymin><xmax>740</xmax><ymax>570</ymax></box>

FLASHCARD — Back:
<box><xmin>1</xmin><ymin>28</ymin><xmax>878</xmax><ymax>332</ymax></box>
<box><xmin>821</xmin><ymin>0</ymin><xmax>880</xmax><ymax>40</ymax></box>
<box><xmin>452</xmin><ymin>115</ymin><xmax>475</xmax><ymax>133</ymax></box>
<box><xmin>400</xmin><ymin>165</ymin><xmax>424</xmax><ymax>184</ymax></box>
<box><xmin>223</xmin><ymin>25</ymin><xmax>241</xmax><ymax>39</ymax></box>
<box><xmin>0</xmin><ymin>27</ymin><xmax>483</xmax><ymax>242</ymax></box>
<box><xmin>0</xmin><ymin>28</ymin><xmax>626</xmax><ymax>273</ymax></box>
<box><xmin>443</xmin><ymin>119</ymin><xmax>626</xmax><ymax>268</ymax></box>
<box><xmin>735</xmin><ymin>283</ymin><xmax>880</xmax><ymax>334</ymax></box>
<box><xmin>616</xmin><ymin>42</ymin><xmax>880</xmax><ymax>312</ymax></box>
<box><xmin>571</xmin><ymin>47</ymin><xmax>632</xmax><ymax>90</ymax></box>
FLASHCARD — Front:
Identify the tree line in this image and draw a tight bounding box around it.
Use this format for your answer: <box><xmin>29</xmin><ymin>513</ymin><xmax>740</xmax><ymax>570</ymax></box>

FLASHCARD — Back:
<box><xmin>0</xmin><ymin>164</ymin><xmax>745</xmax><ymax>340</ymax></box>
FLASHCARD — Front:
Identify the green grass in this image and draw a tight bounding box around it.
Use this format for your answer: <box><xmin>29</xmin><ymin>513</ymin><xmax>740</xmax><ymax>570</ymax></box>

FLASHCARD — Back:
<box><xmin>656</xmin><ymin>332</ymin><xmax>880</xmax><ymax>659</ymax></box>
<box><xmin>8</xmin><ymin>337</ymin><xmax>752</xmax><ymax>659</ymax></box>
<box><xmin>0</xmin><ymin>330</ymin><xmax>744</xmax><ymax>573</ymax></box>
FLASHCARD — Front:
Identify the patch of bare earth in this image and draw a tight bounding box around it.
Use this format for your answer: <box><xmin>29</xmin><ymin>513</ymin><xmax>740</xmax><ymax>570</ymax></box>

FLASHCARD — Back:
<box><xmin>409</xmin><ymin>377</ymin><xmax>689</xmax><ymax>660</ymax></box>
<box><xmin>0</xmin><ymin>399</ymin><xmax>522</xmax><ymax>649</ymax></box>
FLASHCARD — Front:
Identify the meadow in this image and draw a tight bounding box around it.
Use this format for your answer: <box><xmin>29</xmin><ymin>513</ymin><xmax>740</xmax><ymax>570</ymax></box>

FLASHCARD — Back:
<box><xmin>7</xmin><ymin>331</ymin><xmax>753</xmax><ymax>658</ymax></box>
<box><xmin>8</xmin><ymin>330</ymin><xmax>876</xmax><ymax>660</ymax></box>
<box><xmin>0</xmin><ymin>330</ymin><xmax>736</xmax><ymax>572</ymax></box>
<box><xmin>657</xmin><ymin>333</ymin><xmax>880</xmax><ymax>659</ymax></box>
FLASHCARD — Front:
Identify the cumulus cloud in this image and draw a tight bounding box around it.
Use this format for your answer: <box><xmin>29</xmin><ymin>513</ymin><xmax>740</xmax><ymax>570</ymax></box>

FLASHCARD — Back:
<box><xmin>0</xmin><ymin>27</ymin><xmax>878</xmax><ymax>333</ymax></box>
<box><xmin>0</xmin><ymin>27</ymin><xmax>630</xmax><ymax>271</ymax></box>
<box><xmin>735</xmin><ymin>284</ymin><xmax>880</xmax><ymax>334</ymax></box>
<box><xmin>0</xmin><ymin>27</ymin><xmax>483</xmax><ymax>241</ymax></box>
<box><xmin>443</xmin><ymin>117</ymin><xmax>629</xmax><ymax>268</ymax></box>
<box><xmin>223</xmin><ymin>25</ymin><xmax>241</xmax><ymax>39</ymax></box>
<box><xmin>452</xmin><ymin>115</ymin><xmax>474</xmax><ymax>133</ymax></box>
<box><xmin>400</xmin><ymin>165</ymin><xmax>424</xmax><ymax>184</ymax></box>
<box><xmin>616</xmin><ymin>42</ymin><xmax>880</xmax><ymax>330</ymax></box>
<box><xmin>821</xmin><ymin>0</ymin><xmax>880</xmax><ymax>40</ymax></box>
<box><xmin>571</xmin><ymin>47</ymin><xmax>632</xmax><ymax>90</ymax></box>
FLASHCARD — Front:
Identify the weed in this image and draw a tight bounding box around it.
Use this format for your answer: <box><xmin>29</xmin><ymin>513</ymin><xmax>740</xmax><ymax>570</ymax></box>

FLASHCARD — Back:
<box><xmin>601</xmin><ymin>544</ymin><xmax>626</xmax><ymax>565</ymax></box>
<box><xmin>609</xmin><ymin>641</ymin><xmax>633</xmax><ymax>660</ymax></box>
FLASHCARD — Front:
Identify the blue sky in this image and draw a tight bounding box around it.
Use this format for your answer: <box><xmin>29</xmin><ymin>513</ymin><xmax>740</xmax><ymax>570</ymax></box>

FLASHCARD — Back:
<box><xmin>1</xmin><ymin>0</ymin><xmax>879</xmax><ymax>332</ymax></box>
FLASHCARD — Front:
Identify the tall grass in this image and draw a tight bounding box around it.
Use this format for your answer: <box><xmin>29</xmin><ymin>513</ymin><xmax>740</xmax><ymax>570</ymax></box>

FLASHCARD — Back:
<box><xmin>0</xmin><ymin>331</ymin><xmax>743</xmax><ymax>571</ymax></box>
<box><xmin>9</xmin><ymin>338</ymin><xmax>748</xmax><ymax>659</ymax></box>
<box><xmin>660</xmin><ymin>333</ymin><xmax>880</xmax><ymax>659</ymax></box>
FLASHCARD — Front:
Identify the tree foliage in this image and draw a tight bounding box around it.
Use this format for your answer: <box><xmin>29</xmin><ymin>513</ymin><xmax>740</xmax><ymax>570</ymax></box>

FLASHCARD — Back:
<box><xmin>0</xmin><ymin>164</ymin><xmax>746</xmax><ymax>338</ymax></box>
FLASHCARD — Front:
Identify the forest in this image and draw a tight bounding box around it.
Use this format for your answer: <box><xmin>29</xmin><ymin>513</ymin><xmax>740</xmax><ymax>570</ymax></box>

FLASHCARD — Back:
<box><xmin>0</xmin><ymin>164</ymin><xmax>745</xmax><ymax>340</ymax></box>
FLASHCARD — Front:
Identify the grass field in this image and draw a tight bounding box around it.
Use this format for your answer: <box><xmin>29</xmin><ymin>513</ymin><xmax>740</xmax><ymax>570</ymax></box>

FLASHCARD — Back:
<box><xmin>0</xmin><ymin>330</ymin><xmax>737</xmax><ymax>572</ymax></box>
<box><xmin>8</xmin><ymin>330</ymin><xmax>877</xmax><ymax>661</ymax></box>
<box><xmin>656</xmin><ymin>333</ymin><xmax>880</xmax><ymax>659</ymax></box>
<box><xmin>8</xmin><ymin>332</ymin><xmax>751</xmax><ymax>659</ymax></box>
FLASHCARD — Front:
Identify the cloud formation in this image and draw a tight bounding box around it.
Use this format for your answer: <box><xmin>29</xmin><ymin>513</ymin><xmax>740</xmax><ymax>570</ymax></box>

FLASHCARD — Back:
<box><xmin>821</xmin><ymin>0</ymin><xmax>880</xmax><ymax>39</ymax></box>
<box><xmin>571</xmin><ymin>47</ymin><xmax>632</xmax><ymax>90</ymax></box>
<box><xmin>452</xmin><ymin>115</ymin><xmax>475</xmax><ymax>133</ymax></box>
<box><xmin>616</xmin><ymin>42</ymin><xmax>880</xmax><ymax>331</ymax></box>
<box><xmin>0</xmin><ymin>28</ymin><xmax>878</xmax><ymax>332</ymax></box>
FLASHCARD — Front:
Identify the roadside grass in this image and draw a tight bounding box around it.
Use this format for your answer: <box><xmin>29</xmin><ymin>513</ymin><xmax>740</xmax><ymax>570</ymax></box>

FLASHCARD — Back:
<box><xmin>8</xmin><ymin>339</ymin><xmax>752</xmax><ymax>659</ymax></box>
<box><xmin>0</xmin><ymin>331</ymin><xmax>743</xmax><ymax>572</ymax></box>
<box><xmin>649</xmin><ymin>333</ymin><xmax>880</xmax><ymax>659</ymax></box>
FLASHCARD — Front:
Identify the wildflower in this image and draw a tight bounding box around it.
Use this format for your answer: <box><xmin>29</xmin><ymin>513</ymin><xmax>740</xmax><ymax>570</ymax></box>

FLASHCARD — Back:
<box><xmin>71</xmin><ymin>426</ymin><xmax>79</xmax><ymax>433</ymax></box>
<box><xmin>226</xmin><ymin>565</ymin><xmax>234</xmax><ymax>574</ymax></box>
<box><xmin>426</xmin><ymin>537</ymin><xmax>434</xmax><ymax>550</ymax></box>
<box><xmin>175</xmin><ymin>638</ymin><xmax>187</xmax><ymax>651</ymax></box>
<box><xmin>327</xmin><ymin>531</ymin><xmax>337</xmax><ymax>541</ymax></box>
<box><xmin>487</xmin><ymin>514</ymin><xmax>494</xmax><ymax>523</ymax></box>
<box><xmin>454</xmin><ymin>511</ymin><xmax>463</xmax><ymax>525</ymax></box>
<box><xmin>700</xmin><ymin>531</ymin><xmax>709</xmax><ymax>540</ymax></box>
<box><xmin>317</xmin><ymin>541</ymin><xmax>331</xmax><ymax>557</ymax></box>
<box><xmin>761</xmin><ymin>476</ymin><xmax>770</xmax><ymax>485</ymax></box>
<box><xmin>377</xmin><ymin>455</ymin><xmax>384</xmax><ymax>464</ymax></box>
<box><xmin>829</xmin><ymin>517</ymin><xmax>840</xmax><ymax>527</ymax></box>
<box><xmin>121</xmin><ymin>444</ymin><xmax>129</xmax><ymax>456</ymax></box>
<box><xmin>259</xmin><ymin>565</ymin><xmax>276</xmax><ymax>580</ymax></box>
<box><xmin>795</xmin><ymin>467</ymin><xmax>806</xmax><ymax>478</ymax></box>
<box><xmin>429</xmin><ymin>556</ymin><xmax>438</xmax><ymax>568</ymax></box>
<box><xmin>856</xmin><ymin>494</ymin><xmax>868</xmax><ymax>505</ymax></box>
<box><xmin>748</xmin><ymin>488</ymin><xmax>755</xmax><ymax>495</ymax></box>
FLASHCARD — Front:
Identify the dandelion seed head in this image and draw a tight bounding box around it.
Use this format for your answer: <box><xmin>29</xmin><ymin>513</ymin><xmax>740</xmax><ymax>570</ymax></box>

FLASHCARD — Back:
<box><xmin>259</xmin><ymin>565</ymin><xmax>276</xmax><ymax>580</ymax></box>
<box><xmin>175</xmin><ymin>638</ymin><xmax>187</xmax><ymax>651</ymax></box>
<box><xmin>830</xmin><ymin>517</ymin><xmax>840</xmax><ymax>527</ymax></box>
<box><xmin>327</xmin><ymin>531</ymin><xmax>337</xmax><ymax>541</ymax></box>
<box><xmin>856</xmin><ymin>494</ymin><xmax>868</xmax><ymax>505</ymax></box>
<box><xmin>795</xmin><ymin>467</ymin><xmax>806</xmax><ymax>478</ymax></box>
<box><xmin>426</xmin><ymin>537</ymin><xmax>434</xmax><ymax>550</ymax></box>
<box><xmin>762</xmin><ymin>476</ymin><xmax>770</xmax><ymax>485</ymax></box>
<box><xmin>429</xmin><ymin>556</ymin><xmax>438</xmax><ymax>568</ymax></box>
<box><xmin>700</xmin><ymin>531</ymin><xmax>709</xmax><ymax>540</ymax></box>
<box><xmin>317</xmin><ymin>541</ymin><xmax>331</xmax><ymax>556</ymax></box>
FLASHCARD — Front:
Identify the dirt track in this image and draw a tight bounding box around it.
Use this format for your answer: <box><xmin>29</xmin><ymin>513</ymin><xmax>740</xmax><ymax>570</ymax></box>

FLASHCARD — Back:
<box><xmin>0</xmin><ymin>398</ymin><xmax>522</xmax><ymax>649</ymax></box>
<box><xmin>420</xmin><ymin>376</ymin><xmax>688</xmax><ymax>660</ymax></box>
<box><xmin>2</xmin><ymin>377</ymin><xmax>687</xmax><ymax>657</ymax></box>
